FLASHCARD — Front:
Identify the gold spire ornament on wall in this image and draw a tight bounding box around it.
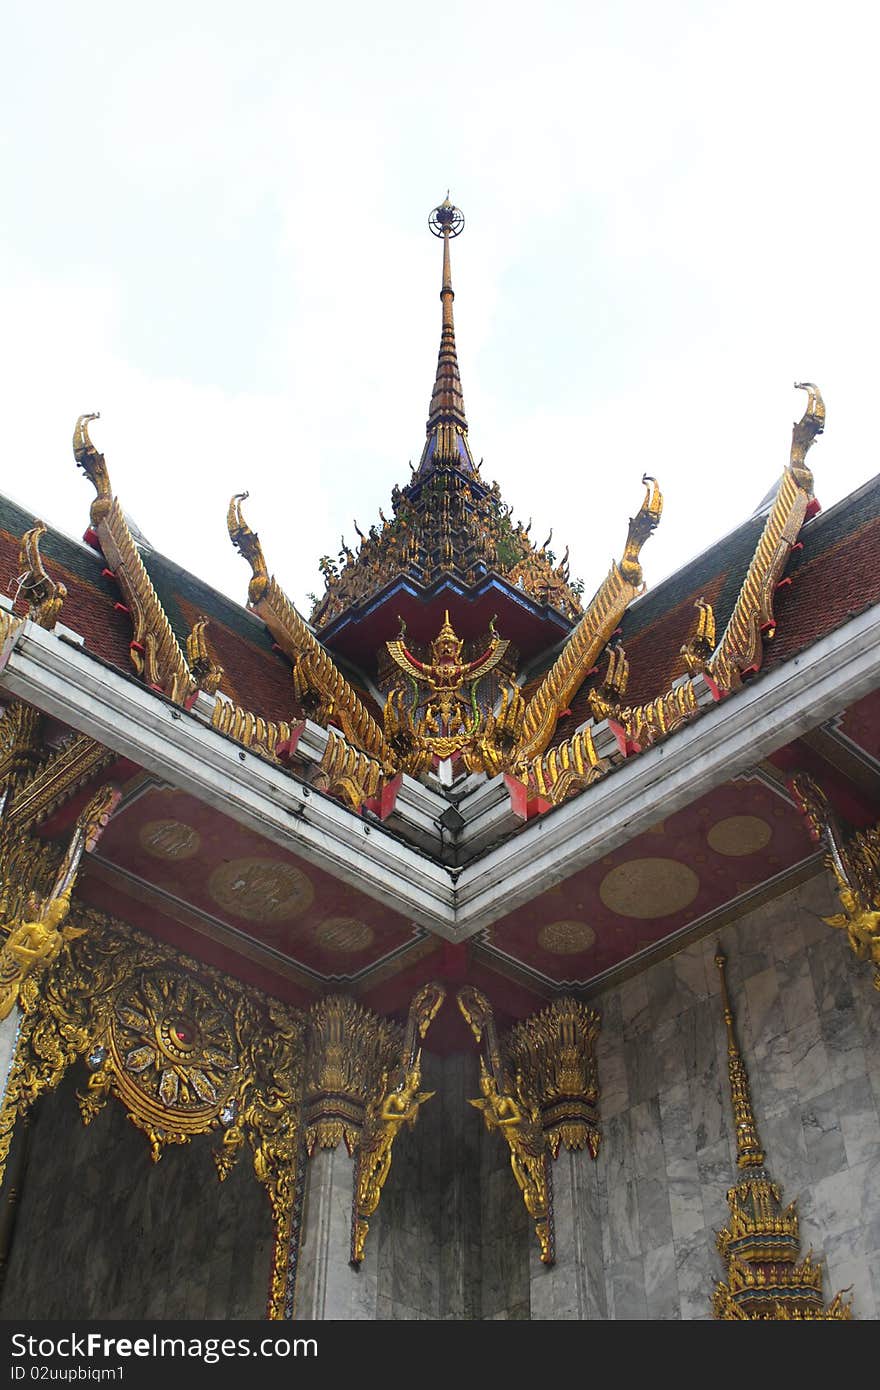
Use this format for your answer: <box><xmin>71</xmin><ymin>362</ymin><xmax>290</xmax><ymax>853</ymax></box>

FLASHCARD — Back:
<box><xmin>712</xmin><ymin>946</ymin><xmax>853</xmax><ymax>1319</ymax></box>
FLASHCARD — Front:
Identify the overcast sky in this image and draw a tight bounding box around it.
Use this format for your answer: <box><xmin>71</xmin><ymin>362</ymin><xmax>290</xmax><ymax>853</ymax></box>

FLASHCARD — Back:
<box><xmin>3</xmin><ymin>1</ymin><xmax>878</xmax><ymax>618</ymax></box>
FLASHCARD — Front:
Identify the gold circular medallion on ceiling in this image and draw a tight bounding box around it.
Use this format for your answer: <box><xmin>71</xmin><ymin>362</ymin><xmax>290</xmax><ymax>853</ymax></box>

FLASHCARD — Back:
<box><xmin>599</xmin><ymin>857</ymin><xmax>699</xmax><ymax>919</ymax></box>
<box><xmin>139</xmin><ymin>819</ymin><xmax>201</xmax><ymax>861</ymax></box>
<box><xmin>208</xmin><ymin>857</ymin><xmax>314</xmax><ymax>922</ymax></box>
<box><xmin>537</xmin><ymin>920</ymin><xmax>596</xmax><ymax>955</ymax></box>
<box><xmin>313</xmin><ymin>917</ymin><xmax>375</xmax><ymax>953</ymax></box>
<box><xmin>706</xmin><ymin>815</ymin><xmax>772</xmax><ymax>857</ymax></box>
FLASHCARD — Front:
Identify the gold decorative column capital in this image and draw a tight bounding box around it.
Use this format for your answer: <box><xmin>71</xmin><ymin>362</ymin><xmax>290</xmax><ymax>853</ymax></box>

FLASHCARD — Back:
<box><xmin>506</xmin><ymin>996</ymin><xmax>601</xmax><ymax>1158</ymax></box>
<box><xmin>302</xmin><ymin>995</ymin><xmax>402</xmax><ymax>1155</ymax></box>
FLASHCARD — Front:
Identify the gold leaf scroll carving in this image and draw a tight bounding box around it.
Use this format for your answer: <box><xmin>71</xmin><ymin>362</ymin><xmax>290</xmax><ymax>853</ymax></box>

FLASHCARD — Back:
<box><xmin>709</xmin><ymin>385</ymin><xmax>822</xmax><ymax>693</ymax></box>
<box><xmin>0</xmin><ymin>908</ymin><xmax>306</xmax><ymax>1320</ymax></box>
<box><xmin>514</xmin><ymin>476</ymin><xmax>662</xmax><ymax>764</ymax></box>
<box><xmin>75</xmin><ymin>414</ymin><xmax>195</xmax><ymax>704</ymax></box>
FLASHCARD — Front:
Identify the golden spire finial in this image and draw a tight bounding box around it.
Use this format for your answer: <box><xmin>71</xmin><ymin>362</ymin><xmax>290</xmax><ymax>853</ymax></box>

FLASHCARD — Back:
<box><xmin>418</xmin><ymin>197</ymin><xmax>476</xmax><ymax>475</ymax></box>
<box><xmin>715</xmin><ymin>945</ymin><xmax>764</xmax><ymax>1169</ymax></box>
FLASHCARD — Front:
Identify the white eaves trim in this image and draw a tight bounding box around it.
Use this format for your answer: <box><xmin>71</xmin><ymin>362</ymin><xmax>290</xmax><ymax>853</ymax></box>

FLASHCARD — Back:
<box><xmin>3</xmin><ymin>602</ymin><xmax>880</xmax><ymax>942</ymax></box>
<box><xmin>0</xmin><ymin>621</ymin><xmax>457</xmax><ymax>935</ymax></box>
<box><xmin>454</xmin><ymin>601</ymin><xmax>880</xmax><ymax>932</ymax></box>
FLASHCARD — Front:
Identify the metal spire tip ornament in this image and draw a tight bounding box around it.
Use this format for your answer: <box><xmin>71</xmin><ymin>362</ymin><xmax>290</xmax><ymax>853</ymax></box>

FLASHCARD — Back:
<box><xmin>428</xmin><ymin>197</ymin><xmax>464</xmax><ymax>238</ymax></box>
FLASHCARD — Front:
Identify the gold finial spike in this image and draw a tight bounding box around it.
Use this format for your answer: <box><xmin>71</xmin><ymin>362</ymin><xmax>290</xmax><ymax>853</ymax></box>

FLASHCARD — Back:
<box><xmin>419</xmin><ymin>198</ymin><xmax>475</xmax><ymax>474</ymax></box>
<box><xmin>715</xmin><ymin>946</ymin><xmax>765</xmax><ymax>1170</ymax></box>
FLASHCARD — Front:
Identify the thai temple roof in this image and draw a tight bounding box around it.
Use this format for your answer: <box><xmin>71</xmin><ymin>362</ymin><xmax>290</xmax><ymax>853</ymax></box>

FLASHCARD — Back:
<box><xmin>2</xmin><ymin>199</ymin><xmax>880</xmax><ymax>1039</ymax></box>
<box><xmin>307</xmin><ymin>197</ymin><xmax>584</xmax><ymax>667</ymax></box>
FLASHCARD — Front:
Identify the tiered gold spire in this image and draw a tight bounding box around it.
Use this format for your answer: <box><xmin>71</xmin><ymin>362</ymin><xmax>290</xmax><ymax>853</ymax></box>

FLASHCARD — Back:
<box><xmin>718</xmin><ymin>947</ymin><xmax>765</xmax><ymax>1171</ymax></box>
<box><xmin>417</xmin><ymin>196</ymin><xmax>477</xmax><ymax>475</ymax></box>
<box><xmin>712</xmin><ymin>947</ymin><xmax>853</xmax><ymax>1320</ymax></box>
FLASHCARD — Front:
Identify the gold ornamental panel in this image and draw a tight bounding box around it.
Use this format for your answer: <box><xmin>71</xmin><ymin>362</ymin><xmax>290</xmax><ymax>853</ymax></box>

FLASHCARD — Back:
<box><xmin>313</xmin><ymin>917</ymin><xmax>374</xmax><ymax>953</ymax></box>
<box><xmin>537</xmin><ymin>920</ymin><xmax>596</xmax><ymax>955</ymax></box>
<box><xmin>208</xmin><ymin>857</ymin><xmax>314</xmax><ymax>922</ymax></box>
<box><xmin>706</xmin><ymin>815</ymin><xmax>772</xmax><ymax>857</ymax></box>
<box><xmin>139</xmin><ymin>819</ymin><xmax>202</xmax><ymax>861</ymax></box>
<box><xmin>599</xmin><ymin>858</ymin><xmax>699</xmax><ymax>919</ymax></box>
<box><xmin>103</xmin><ymin>968</ymin><xmax>238</xmax><ymax>1133</ymax></box>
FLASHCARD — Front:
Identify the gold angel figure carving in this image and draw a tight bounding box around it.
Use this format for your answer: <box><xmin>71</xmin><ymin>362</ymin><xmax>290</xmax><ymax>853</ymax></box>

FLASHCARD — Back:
<box><xmin>457</xmin><ymin>985</ymin><xmax>554</xmax><ymax>1263</ymax></box>
<box><xmin>351</xmin><ymin>982</ymin><xmax>445</xmax><ymax>1263</ymax></box>
<box><xmin>825</xmin><ymin>889</ymin><xmax>880</xmax><ymax>992</ymax></box>
<box><xmin>790</xmin><ymin>770</ymin><xmax>880</xmax><ymax>992</ymax></box>
<box><xmin>0</xmin><ymin>782</ymin><xmax>120</xmax><ymax>1018</ymax></box>
<box><xmin>470</xmin><ymin>1057</ymin><xmax>554</xmax><ymax>1263</ymax></box>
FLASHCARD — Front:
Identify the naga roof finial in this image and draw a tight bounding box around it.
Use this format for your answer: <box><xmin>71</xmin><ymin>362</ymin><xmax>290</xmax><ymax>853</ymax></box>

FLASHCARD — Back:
<box><xmin>227</xmin><ymin>492</ymin><xmax>269</xmax><ymax>604</ymax></box>
<box><xmin>790</xmin><ymin>381</ymin><xmax>825</xmax><ymax>489</ymax></box>
<box><xmin>16</xmin><ymin>521</ymin><xmax>67</xmax><ymax>630</ymax></box>
<box><xmin>73</xmin><ymin>412</ymin><xmax>112</xmax><ymax>525</ymax></box>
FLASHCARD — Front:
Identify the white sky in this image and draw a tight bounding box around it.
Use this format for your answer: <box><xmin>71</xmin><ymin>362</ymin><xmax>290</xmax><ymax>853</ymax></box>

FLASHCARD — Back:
<box><xmin>2</xmin><ymin>1</ymin><xmax>878</xmax><ymax>616</ymax></box>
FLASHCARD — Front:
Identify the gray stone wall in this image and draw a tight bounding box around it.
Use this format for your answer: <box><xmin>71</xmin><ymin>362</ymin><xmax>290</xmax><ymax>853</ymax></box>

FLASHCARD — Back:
<box><xmin>0</xmin><ymin>1066</ymin><xmax>274</xmax><ymax>1319</ymax></box>
<box><xmin>377</xmin><ymin>1050</ymin><xmax>528</xmax><ymax>1321</ymax></box>
<box><xmin>593</xmin><ymin>871</ymin><xmax>880</xmax><ymax>1320</ymax></box>
<box><xmin>0</xmin><ymin>1012</ymin><xmax>19</xmax><ymax>1101</ymax></box>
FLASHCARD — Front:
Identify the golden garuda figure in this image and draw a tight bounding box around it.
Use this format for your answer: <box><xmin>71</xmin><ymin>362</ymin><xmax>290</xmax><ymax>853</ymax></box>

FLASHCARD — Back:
<box><xmin>351</xmin><ymin>982</ymin><xmax>445</xmax><ymax>1264</ymax></box>
<box><xmin>0</xmin><ymin>782</ymin><xmax>120</xmax><ymax>1019</ymax></box>
<box><xmin>386</xmin><ymin>611</ymin><xmax>508</xmax><ymax>739</ymax></box>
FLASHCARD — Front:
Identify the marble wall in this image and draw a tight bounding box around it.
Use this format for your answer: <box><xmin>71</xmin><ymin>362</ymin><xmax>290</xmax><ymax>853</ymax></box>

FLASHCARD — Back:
<box><xmin>0</xmin><ymin>1067</ymin><xmax>274</xmax><ymax>1319</ymax></box>
<box><xmin>593</xmin><ymin>871</ymin><xmax>880</xmax><ymax>1320</ymax></box>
